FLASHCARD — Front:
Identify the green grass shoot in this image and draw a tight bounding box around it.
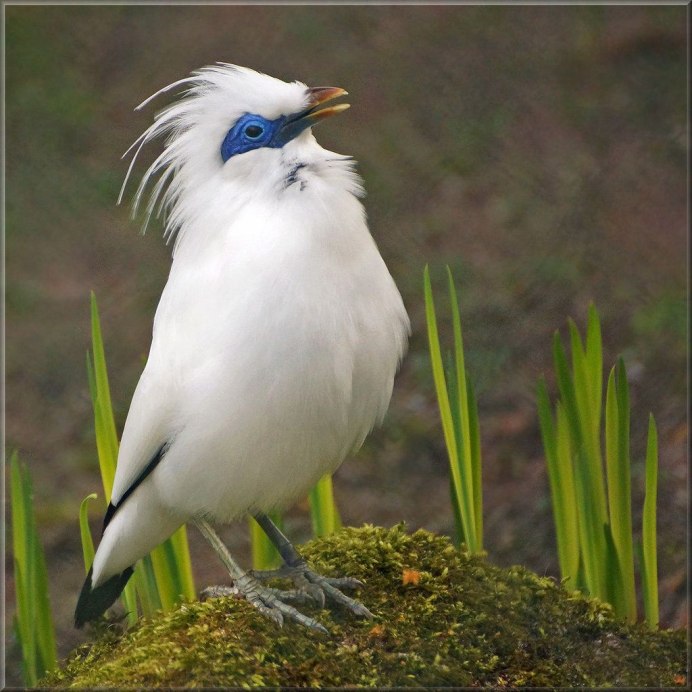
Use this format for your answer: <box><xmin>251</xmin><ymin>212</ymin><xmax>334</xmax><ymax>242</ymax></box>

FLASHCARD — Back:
<box><xmin>83</xmin><ymin>292</ymin><xmax>196</xmax><ymax>623</ymax></box>
<box><xmin>640</xmin><ymin>414</ymin><xmax>659</xmax><ymax>629</ymax></box>
<box><xmin>249</xmin><ymin>512</ymin><xmax>285</xmax><ymax>570</ymax></box>
<box><xmin>249</xmin><ymin>475</ymin><xmax>342</xmax><ymax>570</ymax></box>
<box><xmin>309</xmin><ymin>474</ymin><xmax>342</xmax><ymax>537</ymax></box>
<box><xmin>424</xmin><ymin>265</ymin><xmax>483</xmax><ymax>554</ymax></box>
<box><xmin>79</xmin><ymin>493</ymin><xmax>98</xmax><ymax>572</ymax></box>
<box><xmin>537</xmin><ymin>304</ymin><xmax>660</xmax><ymax>626</ymax></box>
<box><xmin>9</xmin><ymin>452</ymin><xmax>57</xmax><ymax>686</ymax></box>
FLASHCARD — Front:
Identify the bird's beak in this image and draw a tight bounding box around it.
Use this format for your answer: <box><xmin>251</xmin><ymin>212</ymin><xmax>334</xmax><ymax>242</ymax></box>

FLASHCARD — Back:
<box><xmin>278</xmin><ymin>86</ymin><xmax>350</xmax><ymax>144</ymax></box>
<box><xmin>303</xmin><ymin>86</ymin><xmax>350</xmax><ymax>123</ymax></box>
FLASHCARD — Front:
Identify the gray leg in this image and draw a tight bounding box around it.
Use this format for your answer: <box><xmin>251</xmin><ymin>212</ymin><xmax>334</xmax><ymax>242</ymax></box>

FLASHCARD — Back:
<box><xmin>193</xmin><ymin>518</ymin><xmax>327</xmax><ymax>633</ymax></box>
<box><xmin>253</xmin><ymin>513</ymin><xmax>303</xmax><ymax>566</ymax></box>
<box><xmin>252</xmin><ymin>513</ymin><xmax>373</xmax><ymax>619</ymax></box>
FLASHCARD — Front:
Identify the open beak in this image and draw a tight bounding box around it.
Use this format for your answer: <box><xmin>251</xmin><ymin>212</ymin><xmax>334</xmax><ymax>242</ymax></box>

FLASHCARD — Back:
<box><xmin>303</xmin><ymin>86</ymin><xmax>350</xmax><ymax>122</ymax></box>
<box><xmin>278</xmin><ymin>86</ymin><xmax>350</xmax><ymax>143</ymax></box>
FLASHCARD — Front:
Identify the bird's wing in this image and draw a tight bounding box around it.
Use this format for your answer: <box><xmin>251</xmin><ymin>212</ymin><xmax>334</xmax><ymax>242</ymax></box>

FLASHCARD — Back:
<box><xmin>109</xmin><ymin>364</ymin><xmax>176</xmax><ymax>508</ymax></box>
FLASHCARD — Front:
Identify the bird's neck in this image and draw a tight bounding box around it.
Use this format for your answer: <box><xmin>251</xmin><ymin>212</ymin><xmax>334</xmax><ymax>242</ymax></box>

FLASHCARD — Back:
<box><xmin>166</xmin><ymin>147</ymin><xmax>364</xmax><ymax>257</ymax></box>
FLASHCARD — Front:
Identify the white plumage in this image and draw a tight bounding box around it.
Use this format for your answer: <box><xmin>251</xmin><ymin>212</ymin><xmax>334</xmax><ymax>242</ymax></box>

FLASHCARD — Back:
<box><xmin>77</xmin><ymin>64</ymin><xmax>409</xmax><ymax>628</ymax></box>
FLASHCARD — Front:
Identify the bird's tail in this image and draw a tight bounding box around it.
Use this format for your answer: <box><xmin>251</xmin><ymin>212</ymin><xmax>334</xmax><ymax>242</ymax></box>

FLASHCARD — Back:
<box><xmin>73</xmin><ymin>480</ymin><xmax>183</xmax><ymax>628</ymax></box>
<box><xmin>74</xmin><ymin>565</ymin><xmax>134</xmax><ymax>628</ymax></box>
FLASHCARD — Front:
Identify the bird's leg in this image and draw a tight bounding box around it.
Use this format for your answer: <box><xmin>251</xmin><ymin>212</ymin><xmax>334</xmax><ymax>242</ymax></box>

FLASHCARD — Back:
<box><xmin>193</xmin><ymin>518</ymin><xmax>328</xmax><ymax>633</ymax></box>
<box><xmin>250</xmin><ymin>512</ymin><xmax>373</xmax><ymax>619</ymax></box>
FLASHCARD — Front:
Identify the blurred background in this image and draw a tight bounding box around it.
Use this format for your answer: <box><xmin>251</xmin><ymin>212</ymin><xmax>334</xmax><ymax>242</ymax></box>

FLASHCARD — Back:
<box><xmin>4</xmin><ymin>4</ymin><xmax>687</xmax><ymax>684</ymax></box>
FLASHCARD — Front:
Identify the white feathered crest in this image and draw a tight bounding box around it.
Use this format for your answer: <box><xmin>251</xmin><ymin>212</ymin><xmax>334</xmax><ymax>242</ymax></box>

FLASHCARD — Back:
<box><xmin>118</xmin><ymin>63</ymin><xmax>307</xmax><ymax>243</ymax></box>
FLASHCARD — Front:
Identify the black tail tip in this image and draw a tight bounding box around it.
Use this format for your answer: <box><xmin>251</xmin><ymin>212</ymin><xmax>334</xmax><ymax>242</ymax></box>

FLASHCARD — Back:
<box><xmin>75</xmin><ymin>566</ymin><xmax>134</xmax><ymax>628</ymax></box>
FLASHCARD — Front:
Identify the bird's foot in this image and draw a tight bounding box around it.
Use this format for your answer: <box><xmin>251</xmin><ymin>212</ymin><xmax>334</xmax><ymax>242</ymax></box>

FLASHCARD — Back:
<box><xmin>201</xmin><ymin>572</ymin><xmax>329</xmax><ymax>634</ymax></box>
<box><xmin>250</xmin><ymin>559</ymin><xmax>373</xmax><ymax>619</ymax></box>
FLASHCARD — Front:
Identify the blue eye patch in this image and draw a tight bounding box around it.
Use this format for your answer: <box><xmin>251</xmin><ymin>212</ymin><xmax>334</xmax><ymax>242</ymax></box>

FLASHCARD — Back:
<box><xmin>220</xmin><ymin>113</ymin><xmax>287</xmax><ymax>162</ymax></box>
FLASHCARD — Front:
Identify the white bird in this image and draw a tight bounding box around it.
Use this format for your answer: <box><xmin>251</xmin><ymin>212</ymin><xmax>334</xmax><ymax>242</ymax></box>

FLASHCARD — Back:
<box><xmin>75</xmin><ymin>63</ymin><xmax>410</xmax><ymax>632</ymax></box>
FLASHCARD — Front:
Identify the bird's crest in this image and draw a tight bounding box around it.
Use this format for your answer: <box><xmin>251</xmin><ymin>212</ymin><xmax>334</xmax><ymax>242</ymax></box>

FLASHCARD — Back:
<box><xmin>118</xmin><ymin>64</ymin><xmax>309</xmax><ymax>244</ymax></box>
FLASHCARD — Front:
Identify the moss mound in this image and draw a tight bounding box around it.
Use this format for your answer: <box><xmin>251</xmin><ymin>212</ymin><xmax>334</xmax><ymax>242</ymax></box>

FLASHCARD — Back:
<box><xmin>45</xmin><ymin>525</ymin><xmax>686</xmax><ymax>688</ymax></box>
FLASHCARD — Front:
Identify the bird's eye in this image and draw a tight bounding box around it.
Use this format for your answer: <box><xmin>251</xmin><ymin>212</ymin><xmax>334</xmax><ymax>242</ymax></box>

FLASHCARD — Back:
<box><xmin>244</xmin><ymin>124</ymin><xmax>264</xmax><ymax>140</ymax></box>
<box><xmin>220</xmin><ymin>114</ymin><xmax>276</xmax><ymax>162</ymax></box>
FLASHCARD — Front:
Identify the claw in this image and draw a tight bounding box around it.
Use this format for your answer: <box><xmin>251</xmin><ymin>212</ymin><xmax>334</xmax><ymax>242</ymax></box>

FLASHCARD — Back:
<box><xmin>257</xmin><ymin>602</ymin><xmax>284</xmax><ymax>628</ymax></box>
<box><xmin>202</xmin><ymin>577</ymin><xmax>329</xmax><ymax>634</ymax></box>
<box><xmin>200</xmin><ymin>585</ymin><xmax>238</xmax><ymax>600</ymax></box>
<box><xmin>205</xmin><ymin>550</ymin><xmax>370</xmax><ymax>630</ymax></box>
<box><xmin>195</xmin><ymin>518</ymin><xmax>333</xmax><ymax>634</ymax></box>
<box><xmin>266</xmin><ymin>596</ymin><xmax>328</xmax><ymax>634</ymax></box>
<box><xmin>249</xmin><ymin>560</ymin><xmax>371</xmax><ymax>619</ymax></box>
<box><xmin>309</xmin><ymin>585</ymin><xmax>326</xmax><ymax>609</ymax></box>
<box><xmin>322</xmin><ymin>576</ymin><xmax>364</xmax><ymax>590</ymax></box>
<box><xmin>305</xmin><ymin>572</ymin><xmax>374</xmax><ymax>619</ymax></box>
<box><xmin>296</xmin><ymin>576</ymin><xmax>326</xmax><ymax>608</ymax></box>
<box><xmin>263</xmin><ymin>587</ymin><xmax>314</xmax><ymax>605</ymax></box>
<box><xmin>251</xmin><ymin>565</ymin><xmax>326</xmax><ymax>607</ymax></box>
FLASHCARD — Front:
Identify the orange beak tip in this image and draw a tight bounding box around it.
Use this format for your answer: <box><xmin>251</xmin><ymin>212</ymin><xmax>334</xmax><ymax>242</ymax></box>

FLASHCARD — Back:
<box><xmin>307</xmin><ymin>86</ymin><xmax>349</xmax><ymax>107</ymax></box>
<box><xmin>311</xmin><ymin>102</ymin><xmax>351</xmax><ymax>122</ymax></box>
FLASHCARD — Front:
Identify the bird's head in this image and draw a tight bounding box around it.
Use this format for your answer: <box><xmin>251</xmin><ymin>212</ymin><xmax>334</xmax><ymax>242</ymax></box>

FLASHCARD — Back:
<box><xmin>218</xmin><ymin>85</ymin><xmax>348</xmax><ymax>162</ymax></box>
<box><xmin>121</xmin><ymin>64</ymin><xmax>357</xmax><ymax>242</ymax></box>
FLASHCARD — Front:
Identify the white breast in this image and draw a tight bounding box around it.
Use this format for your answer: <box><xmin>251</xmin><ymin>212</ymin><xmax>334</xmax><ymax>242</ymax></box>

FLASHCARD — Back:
<box><xmin>139</xmin><ymin>171</ymin><xmax>409</xmax><ymax>522</ymax></box>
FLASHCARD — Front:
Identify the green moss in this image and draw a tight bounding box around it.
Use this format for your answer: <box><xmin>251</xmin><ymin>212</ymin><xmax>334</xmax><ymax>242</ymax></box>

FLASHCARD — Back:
<box><xmin>44</xmin><ymin>525</ymin><xmax>686</xmax><ymax>688</ymax></box>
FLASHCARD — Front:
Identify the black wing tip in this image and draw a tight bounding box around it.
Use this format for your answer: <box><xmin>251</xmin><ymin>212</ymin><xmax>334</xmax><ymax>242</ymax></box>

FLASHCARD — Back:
<box><xmin>102</xmin><ymin>441</ymin><xmax>169</xmax><ymax>535</ymax></box>
<box><xmin>102</xmin><ymin>501</ymin><xmax>117</xmax><ymax>534</ymax></box>
<box><xmin>74</xmin><ymin>565</ymin><xmax>135</xmax><ymax>629</ymax></box>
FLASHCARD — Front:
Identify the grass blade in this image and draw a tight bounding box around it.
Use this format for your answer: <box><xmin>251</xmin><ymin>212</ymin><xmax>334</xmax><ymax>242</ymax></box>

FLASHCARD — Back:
<box><xmin>569</xmin><ymin>319</ymin><xmax>607</xmax><ymax>525</ymax></box>
<box><xmin>585</xmin><ymin>303</ymin><xmax>603</xmax><ymax>422</ymax></box>
<box><xmin>553</xmin><ymin>326</ymin><xmax>606</xmax><ymax>597</ymax></box>
<box><xmin>605</xmin><ymin>361</ymin><xmax>636</xmax><ymax>622</ymax></box>
<box><xmin>309</xmin><ymin>474</ymin><xmax>341</xmax><ymax>538</ymax></box>
<box><xmin>641</xmin><ymin>414</ymin><xmax>659</xmax><ymax>629</ymax></box>
<box><xmin>555</xmin><ymin>326</ymin><xmax>601</xmax><ymax>598</ymax></box>
<box><xmin>423</xmin><ymin>265</ymin><xmax>480</xmax><ymax>553</ymax></box>
<box><xmin>10</xmin><ymin>453</ymin><xmax>57</xmax><ymax>684</ymax></box>
<box><xmin>555</xmin><ymin>403</ymin><xmax>582</xmax><ymax>587</ymax></box>
<box><xmin>424</xmin><ymin>268</ymin><xmax>463</xmax><ymax>535</ymax></box>
<box><xmin>446</xmin><ymin>353</ymin><xmax>466</xmax><ymax>548</ymax></box>
<box><xmin>603</xmin><ymin>522</ymin><xmax>627</xmax><ymax>618</ymax></box>
<box><xmin>467</xmin><ymin>381</ymin><xmax>483</xmax><ymax>551</ymax></box>
<box><xmin>539</xmin><ymin>306</ymin><xmax>661</xmax><ymax>627</ymax></box>
<box><xmin>33</xmin><ymin>518</ymin><xmax>57</xmax><ymax>677</ymax></box>
<box><xmin>448</xmin><ymin>476</ymin><xmax>465</xmax><ymax>548</ymax></box>
<box><xmin>250</xmin><ymin>513</ymin><xmax>284</xmax><ymax>570</ymax></box>
<box><xmin>573</xmin><ymin>439</ymin><xmax>606</xmax><ymax>599</ymax></box>
<box><xmin>447</xmin><ymin>266</ymin><xmax>479</xmax><ymax>552</ymax></box>
<box><xmin>552</xmin><ymin>330</ymin><xmax>580</xmax><ymax>444</ymax></box>
<box><xmin>10</xmin><ymin>453</ymin><xmax>36</xmax><ymax>686</ymax></box>
<box><xmin>136</xmin><ymin>556</ymin><xmax>161</xmax><ymax>617</ymax></box>
<box><xmin>150</xmin><ymin>541</ymin><xmax>184</xmax><ymax>610</ymax></box>
<box><xmin>90</xmin><ymin>292</ymin><xmax>118</xmax><ymax>498</ymax></box>
<box><xmin>167</xmin><ymin>527</ymin><xmax>197</xmax><ymax>601</ymax></box>
<box><xmin>79</xmin><ymin>493</ymin><xmax>98</xmax><ymax>573</ymax></box>
<box><xmin>537</xmin><ymin>382</ymin><xmax>580</xmax><ymax>585</ymax></box>
<box><xmin>148</xmin><ymin>527</ymin><xmax>196</xmax><ymax>611</ymax></box>
<box><xmin>13</xmin><ymin>563</ymin><xmax>34</xmax><ymax>685</ymax></box>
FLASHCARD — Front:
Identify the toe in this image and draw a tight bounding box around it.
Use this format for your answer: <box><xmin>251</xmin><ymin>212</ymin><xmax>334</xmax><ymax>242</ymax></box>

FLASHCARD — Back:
<box><xmin>200</xmin><ymin>585</ymin><xmax>238</xmax><ymax>600</ymax></box>
<box><xmin>294</xmin><ymin>575</ymin><xmax>325</xmax><ymax>608</ymax></box>
<box><xmin>323</xmin><ymin>576</ymin><xmax>364</xmax><ymax>590</ymax></box>
<box><xmin>263</xmin><ymin>587</ymin><xmax>313</xmax><ymax>605</ymax></box>
<box><xmin>264</xmin><ymin>595</ymin><xmax>328</xmax><ymax>634</ymax></box>
<box><xmin>256</xmin><ymin>602</ymin><xmax>284</xmax><ymax>628</ymax></box>
<box><xmin>303</xmin><ymin>571</ymin><xmax>372</xmax><ymax>617</ymax></box>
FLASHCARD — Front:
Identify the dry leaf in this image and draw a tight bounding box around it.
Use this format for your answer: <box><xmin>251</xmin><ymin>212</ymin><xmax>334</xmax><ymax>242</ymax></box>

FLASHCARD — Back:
<box><xmin>402</xmin><ymin>568</ymin><xmax>421</xmax><ymax>586</ymax></box>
